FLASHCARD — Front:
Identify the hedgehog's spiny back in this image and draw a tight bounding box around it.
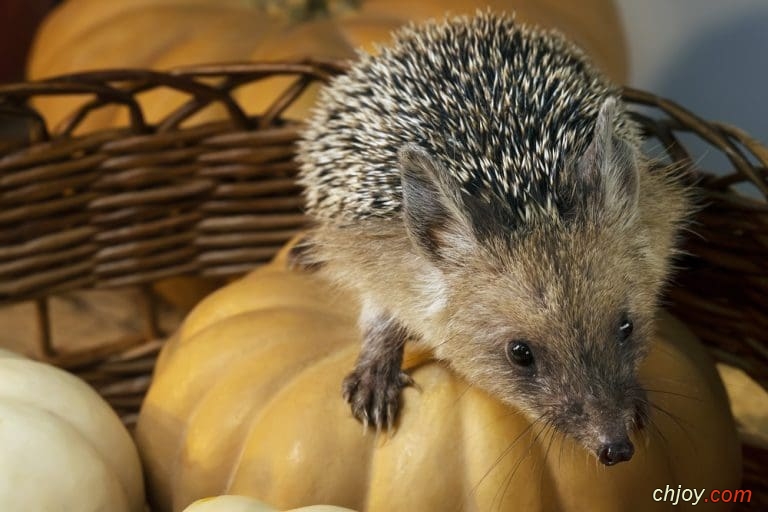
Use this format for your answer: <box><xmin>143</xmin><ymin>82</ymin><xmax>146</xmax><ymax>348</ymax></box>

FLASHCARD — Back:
<box><xmin>298</xmin><ymin>13</ymin><xmax>627</xmax><ymax>223</ymax></box>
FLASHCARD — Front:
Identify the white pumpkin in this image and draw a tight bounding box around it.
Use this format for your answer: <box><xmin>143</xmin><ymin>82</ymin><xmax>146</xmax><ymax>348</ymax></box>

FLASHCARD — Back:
<box><xmin>183</xmin><ymin>495</ymin><xmax>356</xmax><ymax>512</ymax></box>
<box><xmin>0</xmin><ymin>348</ymin><xmax>144</xmax><ymax>511</ymax></box>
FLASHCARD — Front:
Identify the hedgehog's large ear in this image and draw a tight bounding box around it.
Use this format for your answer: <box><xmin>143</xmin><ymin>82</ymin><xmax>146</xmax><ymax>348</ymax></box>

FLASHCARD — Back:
<box><xmin>574</xmin><ymin>97</ymin><xmax>640</xmax><ymax>219</ymax></box>
<box><xmin>398</xmin><ymin>144</ymin><xmax>476</xmax><ymax>261</ymax></box>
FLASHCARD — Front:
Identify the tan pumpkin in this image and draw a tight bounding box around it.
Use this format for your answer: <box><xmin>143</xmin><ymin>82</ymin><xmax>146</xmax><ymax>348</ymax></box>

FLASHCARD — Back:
<box><xmin>183</xmin><ymin>495</ymin><xmax>355</xmax><ymax>512</ymax></box>
<box><xmin>0</xmin><ymin>348</ymin><xmax>145</xmax><ymax>511</ymax></box>
<box><xmin>136</xmin><ymin>241</ymin><xmax>742</xmax><ymax>512</ymax></box>
<box><xmin>28</xmin><ymin>0</ymin><xmax>628</xmax><ymax>132</ymax></box>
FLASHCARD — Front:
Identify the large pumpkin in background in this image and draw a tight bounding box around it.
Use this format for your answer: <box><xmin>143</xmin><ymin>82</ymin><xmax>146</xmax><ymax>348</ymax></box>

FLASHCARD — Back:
<box><xmin>0</xmin><ymin>348</ymin><xmax>145</xmax><ymax>511</ymax></box>
<box><xmin>27</xmin><ymin>0</ymin><xmax>628</xmax><ymax>131</ymax></box>
<box><xmin>136</xmin><ymin>242</ymin><xmax>742</xmax><ymax>512</ymax></box>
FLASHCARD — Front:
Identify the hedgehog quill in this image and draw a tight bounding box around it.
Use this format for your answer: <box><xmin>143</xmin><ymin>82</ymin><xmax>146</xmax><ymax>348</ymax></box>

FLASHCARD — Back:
<box><xmin>295</xmin><ymin>12</ymin><xmax>689</xmax><ymax>466</ymax></box>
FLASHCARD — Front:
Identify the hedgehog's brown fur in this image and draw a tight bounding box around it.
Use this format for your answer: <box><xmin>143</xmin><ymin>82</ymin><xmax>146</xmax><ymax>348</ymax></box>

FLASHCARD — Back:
<box><xmin>296</xmin><ymin>12</ymin><xmax>690</xmax><ymax>465</ymax></box>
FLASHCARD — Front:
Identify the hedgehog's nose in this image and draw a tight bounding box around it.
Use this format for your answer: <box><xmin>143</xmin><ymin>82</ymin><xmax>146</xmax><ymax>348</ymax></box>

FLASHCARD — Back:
<box><xmin>597</xmin><ymin>439</ymin><xmax>634</xmax><ymax>466</ymax></box>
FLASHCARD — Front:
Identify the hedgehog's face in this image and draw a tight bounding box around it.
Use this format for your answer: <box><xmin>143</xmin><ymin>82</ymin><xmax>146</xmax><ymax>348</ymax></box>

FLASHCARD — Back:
<box><xmin>399</xmin><ymin>98</ymin><xmax>688</xmax><ymax>465</ymax></box>
<box><xmin>437</xmin><ymin>221</ymin><xmax>668</xmax><ymax>466</ymax></box>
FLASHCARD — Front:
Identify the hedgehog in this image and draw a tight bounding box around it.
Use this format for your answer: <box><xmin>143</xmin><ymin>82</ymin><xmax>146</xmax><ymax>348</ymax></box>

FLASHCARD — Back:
<box><xmin>294</xmin><ymin>12</ymin><xmax>690</xmax><ymax>466</ymax></box>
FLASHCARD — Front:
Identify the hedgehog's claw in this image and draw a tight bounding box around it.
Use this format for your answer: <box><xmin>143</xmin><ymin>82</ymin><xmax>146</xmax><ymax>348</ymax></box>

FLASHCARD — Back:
<box><xmin>341</xmin><ymin>365</ymin><xmax>413</xmax><ymax>433</ymax></box>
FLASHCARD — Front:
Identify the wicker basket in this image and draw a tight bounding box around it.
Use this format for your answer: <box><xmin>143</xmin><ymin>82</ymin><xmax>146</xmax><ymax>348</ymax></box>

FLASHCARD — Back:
<box><xmin>0</xmin><ymin>61</ymin><xmax>766</xmax><ymax>509</ymax></box>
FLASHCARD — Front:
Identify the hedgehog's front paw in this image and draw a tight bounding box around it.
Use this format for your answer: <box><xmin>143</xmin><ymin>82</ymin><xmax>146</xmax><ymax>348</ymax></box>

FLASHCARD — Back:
<box><xmin>341</xmin><ymin>363</ymin><xmax>414</xmax><ymax>431</ymax></box>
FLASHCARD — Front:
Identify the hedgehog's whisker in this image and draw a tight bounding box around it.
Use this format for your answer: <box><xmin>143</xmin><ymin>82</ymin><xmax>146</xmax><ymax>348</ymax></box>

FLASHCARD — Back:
<box><xmin>453</xmin><ymin>412</ymin><xmax>541</xmax><ymax>512</ymax></box>
<box><xmin>493</xmin><ymin>415</ymin><xmax>551</xmax><ymax>511</ymax></box>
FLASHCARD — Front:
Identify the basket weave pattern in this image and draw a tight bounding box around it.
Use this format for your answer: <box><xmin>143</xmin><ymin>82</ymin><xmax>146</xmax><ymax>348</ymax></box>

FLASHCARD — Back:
<box><xmin>0</xmin><ymin>62</ymin><xmax>346</xmax><ymax>299</ymax></box>
<box><xmin>0</xmin><ymin>61</ymin><xmax>766</xmax><ymax>508</ymax></box>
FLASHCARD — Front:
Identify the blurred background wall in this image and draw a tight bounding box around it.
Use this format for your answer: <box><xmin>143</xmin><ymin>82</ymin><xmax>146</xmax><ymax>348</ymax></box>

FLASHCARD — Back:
<box><xmin>617</xmin><ymin>0</ymin><xmax>768</xmax><ymax>147</ymax></box>
<box><xmin>0</xmin><ymin>0</ymin><xmax>57</xmax><ymax>83</ymax></box>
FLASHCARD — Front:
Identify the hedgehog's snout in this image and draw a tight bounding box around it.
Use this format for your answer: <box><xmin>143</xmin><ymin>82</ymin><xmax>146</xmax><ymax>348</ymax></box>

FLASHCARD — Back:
<box><xmin>552</xmin><ymin>385</ymin><xmax>647</xmax><ymax>466</ymax></box>
<box><xmin>582</xmin><ymin>406</ymin><xmax>640</xmax><ymax>466</ymax></box>
<box><xmin>597</xmin><ymin>437</ymin><xmax>634</xmax><ymax>466</ymax></box>
<box><xmin>593</xmin><ymin>411</ymin><xmax>640</xmax><ymax>465</ymax></box>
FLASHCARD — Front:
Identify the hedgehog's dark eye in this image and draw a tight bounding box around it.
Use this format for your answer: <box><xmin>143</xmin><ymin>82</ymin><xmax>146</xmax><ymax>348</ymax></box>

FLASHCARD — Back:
<box><xmin>618</xmin><ymin>314</ymin><xmax>633</xmax><ymax>342</ymax></box>
<box><xmin>506</xmin><ymin>340</ymin><xmax>534</xmax><ymax>367</ymax></box>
